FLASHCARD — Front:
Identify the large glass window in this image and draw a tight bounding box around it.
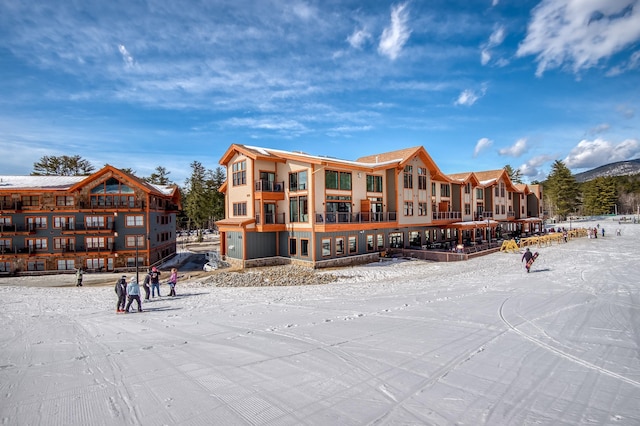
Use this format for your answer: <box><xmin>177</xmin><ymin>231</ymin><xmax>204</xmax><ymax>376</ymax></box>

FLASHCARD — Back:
<box><xmin>289</xmin><ymin>170</ymin><xmax>308</xmax><ymax>191</ymax></box>
<box><xmin>90</xmin><ymin>178</ymin><xmax>134</xmax><ymax>207</ymax></box>
<box><xmin>418</xmin><ymin>167</ymin><xmax>428</xmax><ymax>190</ymax></box>
<box><xmin>366</xmin><ymin>175</ymin><xmax>383</xmax><ymax>192</ymax></box>
<box><xmin>440</xmin><ymin>183</ymin><xmax>450</xmax><ymax>197</ymax></box>
<box><xmin>289</xmin><ymin>196</ymin><xmax>308</xmax><ymax>222</ymax></box>
<box><xmin>325</xmin><ymin>170</ymin><xmax>351</xmax><ymax>190</ymax></box>
<box><xmin>232</xmin><ymin>161</ymin><xmax>246</xmax><ymax>186</ymax></box>
<box><xmin>403</xmin><ymin>165</ymin><xmax>413</xmax><ymax>189</ymax></box>
<box><xmin>322</xmin><ymin>238</ymin><xmax>331</xmax><ymax>257</ymax></box>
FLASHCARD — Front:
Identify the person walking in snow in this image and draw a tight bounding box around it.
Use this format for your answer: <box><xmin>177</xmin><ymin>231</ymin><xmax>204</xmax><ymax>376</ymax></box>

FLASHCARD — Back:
<box><xmin>75</xmin><ymin>268</ymin><xmax>84</xmax><ymax>287</ymax></box>
<box><xmin>125</xmin><ymin>276</ymin><xmax>143</xmax><ymax>313</ymax></box>
<box><xmin>168</xmin><ymin>267</ymin><xmax>178</xmax><ymax>297</ymax></box>
<box><xmin>115</xmin><ymin>275</ymin><xmax>127</xmax><ymax>313</ymax></box>
<box><xmin>522</xmin><ymin>248</ymin><xmax>534</xmax><ymax>273</ymax></box>
<box><xmin>149</xmin><ymin>266</ymin><xmax>161</xmax><ymax>297</ymax></box>
<box><xmin>142</xmin><ymin>271</ymin><xmax>151</xmax><ymax>301</ymax></box>
<box><xmin>601</xmin><ymin>227</ymin><xmax>605</xmax><ymax>237</ymax></box>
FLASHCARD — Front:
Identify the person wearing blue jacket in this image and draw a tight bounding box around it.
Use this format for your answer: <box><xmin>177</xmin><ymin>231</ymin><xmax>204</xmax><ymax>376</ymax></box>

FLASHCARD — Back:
<box><xmin>124</xmin><ymin>277</ymin><xmax>143</xmax><ymax>313</ymax></box>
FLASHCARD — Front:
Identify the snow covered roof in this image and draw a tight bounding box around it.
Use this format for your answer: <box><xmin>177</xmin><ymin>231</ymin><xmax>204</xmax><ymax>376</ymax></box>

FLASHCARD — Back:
<box><xmin>0</xmin><ymin>175</ymin><xmax>86</xmax><ymax>190</ymax></box>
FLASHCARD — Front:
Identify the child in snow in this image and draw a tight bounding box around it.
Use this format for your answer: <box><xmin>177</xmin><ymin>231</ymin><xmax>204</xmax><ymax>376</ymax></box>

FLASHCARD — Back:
<box><xmin>125</xmin><ymin>277</ymin><xmax>143</xmax><ymax>313</ymax></box>
<box><xmin>115</xmin><ymin>275</ymin><xmax>127</xmax><ymax>313</ymax></box>
<box><xmin>168</xmin><ymin>268</ymin><xmax>178</xmax><ymax>297</ymax></box>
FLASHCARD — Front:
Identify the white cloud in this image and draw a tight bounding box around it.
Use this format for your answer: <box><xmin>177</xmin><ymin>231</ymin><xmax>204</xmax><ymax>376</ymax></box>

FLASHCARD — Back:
<box><xmin>498</xmin><ymin>138</ymin><xmax>528</xmax><ymax>157</ymax></box>
<box><xmin>347</xmin><ymin>29</ymin><xmax>372</xmax><ymax>49</ymax></box>
<box><xmin>517</xmin><ymin>0</ymin><xmax>640</xmax><ymax>76</ymax></box>
<box><xmin>454</xmin><ymin>85</ymin><xmax>487</xmax><ymax>106</ymax></box>
<box><xmin>519</xmin><ymin>154</ymin><xmax>555</xmax><ymax>179</ymax></box>
<box><xmin>480</xmin><ymin>25</ymin><xmax>506</xmax><ymax>66</ymax></box>
<box><xmin>473</xmin><ymin>137</ymin><xmax>493</xmax><ymax>157</ymax></box>
<box><xmin>118</xmin><ymin>44</ymin><xmax>135</xmax><ymax>68</ymax></box>
<box><xmin>492</xmin><ymin>0</ymin><xmax>500</xmax><ymax>6</ymax></box>
<box><xmin>563</xmin><ymin>138</ymin><xmax>640</xmax><ymax>169</ymax></box>
<box><xmin>378</xmin><ymin>3</ymin><xmax>411</xmax><ymax>60</ymax></box>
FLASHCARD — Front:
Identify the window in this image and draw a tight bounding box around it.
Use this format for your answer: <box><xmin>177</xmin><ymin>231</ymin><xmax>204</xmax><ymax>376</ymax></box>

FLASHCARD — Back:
<box><xmin>90</xmin><ymin>178</ymin><xmax>135</xmax><ymax>207</ymax></box>
<box><xmin>476</xmin><ymin>189</ymin><xmax>483</xmax><ymax>199</ymax></box>
<box><xmin>366</xmin><ymin>175</ymin><xmax>383</xmax><ymax>192</ymax></box>
<box><xmin>403</xmin><ymin>165</ymin><xmax>413</xmax><ymax>189</ymax></box>
<box><xmin>22</xmin><ymin>195</ymin><xmax>39</xmax><ymax>206</ymax></box>
<box><xmin>465</xmin><ymin>203</ymin><xmax>471</xmax><ymax>215</ymax></box>
<box><xmin>126</xmin><ymin>215</ymin><xmax>144</xmax><ymax>227</ymax></box>
<box><xmin>233</xmin><ymin>202</ymin><xmax>247</xmax><ymax>216</ymax></box>
<box><xmin>27</xmin><ymin>217</ymin><xmax>47</xmax><ymax>229</ymax></box>
<box><xmin>432</xmin><ymin>182</ymin><xmax>436</xmax><ymax>196</ymax></box>
<box><xmin>500</xmin><ymin>182</ymin><xmax>505</xmax><ymax>197</ymax></box>
<box><xmin>54</xmin><ymin>237</ymin><xmax>75</xmax><ymax>251</ymax></box>
<box><xmin>56</xmin><ymin>196</ymin><xmax>74</xmax><ymax>206</ymax></box>
<box><xmin>289</xmin><ymin>170</ymin><xmax>308</xmax><ymax>191</ymax></box>
<box><xmin>54</xmin><ymin>216</ymin><xmax>74</xmax><ymax>230</ymax></box>
<box><xmin>27</xmin><ymin>238</ymin><xmax>47</xmax><ymax>251</ymax></box>
<box><xmin>335</xmin><ymin>237</ymin><xmax>345</xmax><ymax>255</ymax></box>
<box><xmin>376</xmin><ymin>234</ymin><xmax>384</xmax><ymax>250</ymax></box>
<box><xmin>409</xmin><ymin>231</ymin><xmax>420</xmax><ymax>247</ymax></box>
<box><xmin>403</xmin><ymin>201</ymin><xmax>413</xmax><ymax>216</ymax></box>
<box><xmin>232</xmin><ymin>161</ymin><xmax>246</xmax><ymax>186</ymax></box>
<box><xmin>125</xmin><ymin>235</ymin><xmax>145</xmax><ymax>248</ymax></box>
<box><xmin>86</xmin><ymin>216</ymin><xmax>111</xmax><ymax>229</ymax></box>
<box><xmin>0</xmin><ymin>239</ymin><xmax>10</xmax><ymax>253</ymax></box>
<box><xmin>465</xmin><ymin>183</ymin><xmax>471</xmax><ymax>194</ymax></box>
<box><xmin>289</xmin><ymin>196</ymin><xmax>308</xmax><ymax>222</ymax></box>
<box><xmin>0</xmin><ymin>261</ymin><xmax>10</xmax><ymax>273</ymax></box>
<box><xmin>418</xmin><ymin>202</ymin><xmax>428</xmax><ymax>216</ymax></box>
<box><xmin>289</xmin><ymin>238</ymin><xmax>297</xmax><ymax>255</ymax></box>
<box><xmin>366</xmin><ymin>235</ymin><xmax>374</xmax><ymax>251</ymax></box>
<box><xmin>418</xmin><ymin>167</ymin><xmax>428</xmax><ymax>190</ymax></box>
<box><xmin>322</xmin><ymin>238</ymin><xmax>331</xmax><ymax>257</ymax></box>
<box><xmin>301</xmin><ymin>239</ymin><xmax>309</xmax><ymax>257</ymax></box>
<box><xmin>0</xmin><ymin>217</ymin><xmax>12</xmax><ymax>226</ymax></box>
<box><xmin>87</xmin><ymin>237</ymin><xmax>106</xmax><ymax>249</ymax></box>
<box><xmin>325</xmin><ymin>170</ymin><xmax>351</xmax><ymax>190</ymax></box>
<box><xmin>348</xmin><ymin>236</ymin><xmax>357</xmax><ymax>254</ymax></box>
<box><xmin>27</xmin><ymin>260</ymin><xmax>45</xmax><ymax>271</ymax></box>
<box><xmin>440</xmin><ymin>184</ymin><xmax>450</xmax><ymax>197</ymax></box>
<box><xmin>87</xmin><ymin>258</ymin><xmax>106</xmax><ymax>270</ymax></box>
<box><xmin>57</xmin><ymin>259</ymin><xmax>75</xmax><ymax>270</ymax></box>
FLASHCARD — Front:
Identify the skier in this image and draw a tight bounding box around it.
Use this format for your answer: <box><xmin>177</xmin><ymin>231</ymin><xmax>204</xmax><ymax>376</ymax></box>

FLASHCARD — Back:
<box><xmin>125</xmin><ymin>276</ymin><xmax>143</xmax><ymax>313</ymax></box>
<box><xmin>115</xmin><ymin>275</ymin><xmax>127</xmax><ymax>313</ymax></box>
<box><xmin>521</xmin><ymin>248</ymin><xmax>534</xmax><ymax>273</ymax></box>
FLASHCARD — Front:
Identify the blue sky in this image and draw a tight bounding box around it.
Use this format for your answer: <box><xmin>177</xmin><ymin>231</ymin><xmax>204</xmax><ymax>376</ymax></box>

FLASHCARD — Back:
<box><xmin>1</xmin><ymin>0</ymin><xmax>639</xmax><ymax>185</ymax></box>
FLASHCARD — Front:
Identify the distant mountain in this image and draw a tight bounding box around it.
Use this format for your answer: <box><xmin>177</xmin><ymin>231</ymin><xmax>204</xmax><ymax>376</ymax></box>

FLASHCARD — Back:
<box><xmin>573</xmin><ymin>159</ymin><xmax>640</xmax><ymax>183</ymax></box>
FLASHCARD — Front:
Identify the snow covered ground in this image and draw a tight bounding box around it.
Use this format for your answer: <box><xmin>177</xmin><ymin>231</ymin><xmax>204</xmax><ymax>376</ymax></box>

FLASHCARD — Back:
<box><xmin>1</xmin><ymin>218</ymin><xmax>639</xmax><ymax>425</ymax></box>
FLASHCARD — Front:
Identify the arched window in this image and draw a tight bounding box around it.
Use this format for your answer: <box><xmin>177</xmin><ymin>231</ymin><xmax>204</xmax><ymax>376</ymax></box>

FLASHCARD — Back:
<box><xmin>90</xmin><ymin>178</ymin><xmax>135</xmax><ymax>208</ymax></box>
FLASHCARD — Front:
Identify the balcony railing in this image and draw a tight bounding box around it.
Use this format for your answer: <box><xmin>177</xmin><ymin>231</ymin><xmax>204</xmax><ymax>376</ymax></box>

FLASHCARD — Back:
<box><xmin>60</xmin><ymin>223</ymin><xmax>115</xmax><ymax>231</ymax></box>
<box><xmin>255</xmin><ymin>180</ymin><xmax>285</xmax><ymax>192</ymax></box>
<box><xmin>0</xmin><ymin>224</ymin><xmax>36</xmax><ymax>233</ymax></box>
<box><xmin>432</xmin><ymin>211</ymin><xmax>462</xmax><ymax>221</ymax></box>
<box><xmin>255</xmin><ymin>213</ymin><xmax>286</xmax><ymax>225</ymax></box>
<box><xmin>0</xmin><ymin>201</ymin><xmax>22</xmax><ymax>210</ymax></box>
<box><xmin>474</xmin><ymin>212</ymin><xmax>493</xmax><ymax>220</ymax></box>
<box><xmin>315</xmin><ymin>211</ymin><xmax>397</xmax><ymax>224</ymax></box>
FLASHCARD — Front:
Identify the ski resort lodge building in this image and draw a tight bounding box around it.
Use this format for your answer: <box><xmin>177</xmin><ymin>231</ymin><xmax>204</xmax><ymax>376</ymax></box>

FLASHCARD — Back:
<box><xmin>217</xmin><ymin>144</ymin><xmax>544</xmax><ymax>268</ymax></box>
<box><xmin>0</xmin><ymin>165</ymin><xmax>181</xmax><ymax>275</ymax></box>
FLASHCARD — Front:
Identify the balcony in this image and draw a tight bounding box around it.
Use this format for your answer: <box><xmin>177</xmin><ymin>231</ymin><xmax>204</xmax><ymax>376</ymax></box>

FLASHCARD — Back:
<box><xmin>315</xmin><ymin>211</ymin><xmax>397</xmax><ymax>224</ymax></box>
<box><xmin>0</xmin><ymin>201</ymin><xmax>22</xmax><ymax>211</ymax></box>
<box><xmin>0</xmin><ymin>224</ymin><xmax>36</xmax><ymax>234</ymax></box>
<box><xmin>255</xmin><ymin>213</ymin><xmax>286</xmax><ymax>225</ymax></box>
<box><xmin>60</xmin><ymin>223</ymin><xmax>115</xmax><ymax>232</ymax></box>
<box><xmin>432</xmin><ymin>211</ymin><xmax>462</xmax><ymax>221</ymax></box>
<box><xmin>79</xmin><ymin>200</ymin><xmax>145</xmax><ymax>210</ymax></box>
<box><xmin>255</xmin><ymin>180</ymin><xmax>285</xmax><ymax>192</ymax></box>
<box><xmin>474</xmin><ymin>212</ymin><xmax>493</xmax><ymax>221</ymax></box>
